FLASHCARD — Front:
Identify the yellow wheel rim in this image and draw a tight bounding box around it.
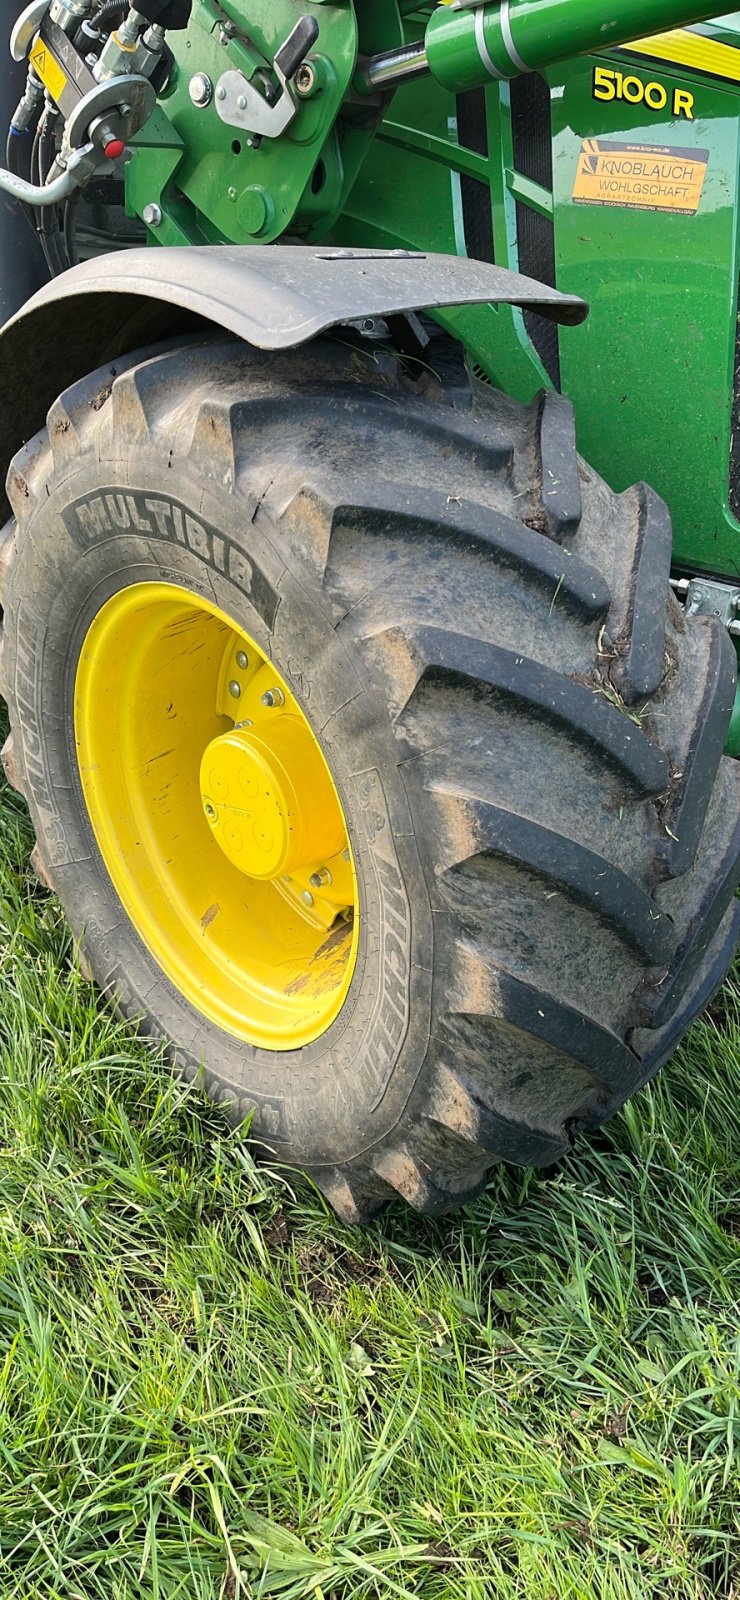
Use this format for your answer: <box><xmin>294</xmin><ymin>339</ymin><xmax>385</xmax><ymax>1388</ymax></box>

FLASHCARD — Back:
<box><xmin>74</xmin><ymin>583</ymin><xmax>359</xmax><ymax>1049</ymax></box>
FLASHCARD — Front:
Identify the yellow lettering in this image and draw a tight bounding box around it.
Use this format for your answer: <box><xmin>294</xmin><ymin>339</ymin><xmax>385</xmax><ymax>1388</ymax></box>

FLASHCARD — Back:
<box><xmin>622</xmin><ymin>75</ymin><xmax>645</xmax><ymax>103</ymax></box>
<box><xmin>645</xmin><ymin>81</ymin><xmax>668</xmax><ymax>110</ymax></box>
<box><xmin>592</xmin><ymin>67</ymin><xmax>694</xmax><ymax>120</ymax></box>
<box><xmin>593</xmin><ymin>66</ymin><xmax>616</xmax><ymax>101</ymax></box>
<box><xmin>673</xmin><ymin>88</ymin><xmax>695</xmax><ymax>120</ymax></box>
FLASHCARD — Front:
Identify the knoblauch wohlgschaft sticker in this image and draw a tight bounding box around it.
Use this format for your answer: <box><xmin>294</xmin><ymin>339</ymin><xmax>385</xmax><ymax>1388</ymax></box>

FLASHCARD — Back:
<box><xmin>573</xmin><ymin>139</ymin><xmax>709</xmax><ymax>215</ymax></box>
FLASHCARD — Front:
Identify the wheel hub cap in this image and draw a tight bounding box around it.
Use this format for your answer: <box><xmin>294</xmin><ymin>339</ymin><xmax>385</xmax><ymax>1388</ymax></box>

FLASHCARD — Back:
<box><xmin>200</xmin><ymin>719</ymin><xmax>345</xmax><ymax>881</ymax></box>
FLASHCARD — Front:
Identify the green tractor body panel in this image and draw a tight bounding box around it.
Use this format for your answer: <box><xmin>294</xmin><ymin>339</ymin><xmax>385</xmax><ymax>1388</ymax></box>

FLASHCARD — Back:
<box><xmin>336</xmin><ymin>16</ymin><xmax>740</xmax><ymax>588</ymax></box>
<box><xmin>124</xmin><ymin>6</ymin><xmax>740</xmax><ymax>582</ymax></box>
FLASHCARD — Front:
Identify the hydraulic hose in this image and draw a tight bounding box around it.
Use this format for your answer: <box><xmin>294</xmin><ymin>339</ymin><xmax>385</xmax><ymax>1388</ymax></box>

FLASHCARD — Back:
<box><xmin>0</xmin><ymin>142</ymin><xmax>97</xmax><ymax>207</ymax></box>
<box><xmin>34</xmin><ymin>110</ymin><xmax>69</xmax><ymax>275</ymax></box>
<box><xmin>90</xmin><ymin>0</ymin><xmax>127</xmax><ymax>32</ymax></box>
<box><xmin>0</xmin><ymin>0</ymin><xmax>47</xmax><ymax>319</ymax></box>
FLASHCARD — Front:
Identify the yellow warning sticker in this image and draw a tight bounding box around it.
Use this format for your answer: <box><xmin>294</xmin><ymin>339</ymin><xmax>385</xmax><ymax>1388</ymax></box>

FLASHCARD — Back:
<box><xmin>29</xmin><ymin>39</ymin><xmax>68</xmax><ymax>105</ymax></box>
<box><xmin>573</xmin><ymin>139</ymin><xmax>709</xmax><ymax>215</ymax></box>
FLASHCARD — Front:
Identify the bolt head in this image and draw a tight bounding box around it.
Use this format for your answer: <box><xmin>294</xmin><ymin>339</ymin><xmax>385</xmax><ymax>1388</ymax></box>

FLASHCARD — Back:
<box><xmin>235</xmin><ymin>650</ymin><xmax>249</xmax><ymax>670</ymax></box>
<box><xmin>309</xmin><ymin>868</ymin><xmax>332</xmax><ymax>889</ymax></box>
<box><xmin>228</xmin><ymin>679</ymin><xmax>241</xmax><ymax>699</ymax></box>
<box><xmin>188</xmin><ymin>71</ymin><xmax>212</xmax><ymax>107</ymax></box>
<box><xmin>301</xmin><ymin>890</ymin><xmax>314</xmax><ymax>908</ymax></box>
<box><xmin>142</xmin><ymin>203</ymin><xmax>162</xmax><ymax>228</ymax></box>
<box><xmin>294</xmin><ymin>61</ymin><xmax>317</xmax><ymax>96</ymax></box>
<box><xmin>216</xmin><ymin>83</ymin><xmax>226</xmax><ymax>100</ymax></box>
<box><xmin>261</xmin><ymin>687</ymin><xmax>285</xmax><ymax>709</ymax></box>
<box><xmin>236</xmin><ymin>93</ymin><xmax>247</xmax><ymax>111</ymax></box>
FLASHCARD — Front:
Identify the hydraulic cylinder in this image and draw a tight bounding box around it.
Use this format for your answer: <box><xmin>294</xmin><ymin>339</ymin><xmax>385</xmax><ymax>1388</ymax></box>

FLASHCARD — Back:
<box><xmin>421</xmin><ymin>0</ymin><xmax>733</xmax><ymax>94</ymax></box>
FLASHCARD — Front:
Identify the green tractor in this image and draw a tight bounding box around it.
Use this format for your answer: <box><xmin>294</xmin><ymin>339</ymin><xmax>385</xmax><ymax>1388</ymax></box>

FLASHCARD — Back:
<box><xmin>0</xmin><ymin>0</ymin><xmax>738</xmax><ymax>1222</ymax></box>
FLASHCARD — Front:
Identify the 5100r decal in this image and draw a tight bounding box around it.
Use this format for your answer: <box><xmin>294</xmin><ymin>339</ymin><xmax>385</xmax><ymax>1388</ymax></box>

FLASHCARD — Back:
<box><xmin>593</xmin><ymin>66</ymin><xmax>695</xmax><ymax>120</ymax></box>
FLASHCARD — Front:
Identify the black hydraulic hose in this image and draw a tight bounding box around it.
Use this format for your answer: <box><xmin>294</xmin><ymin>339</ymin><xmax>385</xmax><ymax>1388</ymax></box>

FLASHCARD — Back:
<box><xmin>63</xmin><ymin>192</ymin><xmax>80</xmax><ymax>268</ymax></box>
<box><xmin>38</xmin><ymin>112</ymin><xmax>55</xmax><ymax>185</ymax></box>
<box><xmin>90</xmin><ymin>0</ymin><xmax>127</xmax><ymax>32</ymax></box>
<box><xmin>4</xmin><ymin>121</ymin><xmax>38</xmax><ymax>232</ymax></box>
<box><xmin>30</xmin><ymin>117</ymin><xmax>42</xmax><ymax>186</ymax></box>
<box><xmin>5</xmin><ymin>124</ymin><xmax>31</xmax><ymax>179</ymax></box>
<box><xmin>0</xmin><ymin>0</ymin><xmax>48</xmax><ymax>319</ymax></box>
<box><xmin>33</xmin><ymin>111</ymin><xmax>69</xmax><ymax>277</ymax></box>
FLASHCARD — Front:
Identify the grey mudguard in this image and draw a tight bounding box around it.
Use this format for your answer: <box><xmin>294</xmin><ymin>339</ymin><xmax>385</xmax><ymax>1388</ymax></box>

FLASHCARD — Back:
<box><xmin>0</xmin><ymin>244</ymin><xmax>588</xmax><ymax>507</ymax></box>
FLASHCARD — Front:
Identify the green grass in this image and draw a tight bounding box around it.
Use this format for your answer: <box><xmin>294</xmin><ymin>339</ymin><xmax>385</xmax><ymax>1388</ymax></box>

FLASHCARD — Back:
<box><xmin>0</xmin><ymin>720</ymin><xmax>739</xmax><ymax>1600</ymax></box>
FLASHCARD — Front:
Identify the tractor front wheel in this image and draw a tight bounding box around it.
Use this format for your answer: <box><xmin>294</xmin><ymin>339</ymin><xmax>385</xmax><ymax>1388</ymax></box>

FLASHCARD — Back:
<box><xmin>1</xmin><ymin>334</ymin><xmax>738</xmax><ymax>1221</ymax></box>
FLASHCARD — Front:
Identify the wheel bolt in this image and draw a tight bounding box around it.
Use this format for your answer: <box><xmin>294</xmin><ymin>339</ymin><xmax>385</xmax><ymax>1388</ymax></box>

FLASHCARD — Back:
<box><xmin>302</xmin><ymin>889</ymin><xmax>314</xmax><ymax>907</ymax></box>
<box><xmin>235</xmin><ymin>650</ymin><xmax>249</xmax><ymax>670</ymax></box>
<box><xmin>261</xmin><ymin>687</ymin><xmax>285</xmax><ymax>708</ymax></box>
<box><xmin>309</xmin><ymin>868</ymin><xmax>331</xmax><ymax>889</ymax></box>
<box><xmin>228</xmin><ymin>679</ymin><xmax>241</xmax><ymax>699</ymax></box>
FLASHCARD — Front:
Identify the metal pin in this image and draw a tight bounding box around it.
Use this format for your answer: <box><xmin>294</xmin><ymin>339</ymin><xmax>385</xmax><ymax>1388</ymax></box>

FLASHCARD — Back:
<box><xmin>188</xmin><ymin>72</ymin><xmax>213</xmax><ymax>107</ymax></box>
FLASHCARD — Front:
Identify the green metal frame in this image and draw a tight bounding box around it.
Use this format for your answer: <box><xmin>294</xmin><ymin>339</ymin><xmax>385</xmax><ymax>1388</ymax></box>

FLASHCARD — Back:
<box><xmin>123</xmin><ymin>0</ymin><xmax>740</xmax><ymax>747</ymax></box>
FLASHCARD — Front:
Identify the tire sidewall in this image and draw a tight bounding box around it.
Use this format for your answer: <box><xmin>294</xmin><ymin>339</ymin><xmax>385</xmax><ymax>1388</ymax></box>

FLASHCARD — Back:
<box><xmin>5</xmin><ymin>447</ymin><xmax>433</xmax><ymax>1165</ymax></box>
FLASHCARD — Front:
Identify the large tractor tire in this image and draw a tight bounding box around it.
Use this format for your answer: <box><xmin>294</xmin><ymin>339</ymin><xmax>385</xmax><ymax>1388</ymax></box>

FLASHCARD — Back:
<box><xmin>0</xmin><ymin>334</ymin><xmax>738</xmax><ymax>1222</ymax></box>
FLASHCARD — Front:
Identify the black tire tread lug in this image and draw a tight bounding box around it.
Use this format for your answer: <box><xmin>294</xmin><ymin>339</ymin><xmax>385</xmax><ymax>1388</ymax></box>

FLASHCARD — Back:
<box><xmin>609</xmin><ymin>484</ymin><xmax>672</xmax><ymax>705</ymax></box>
<box><xmin>536</xmin><ymin>391</ymin><xmax>583</xmax><ymax>542</ymax></box>
<box><xmin>380</xmin><ymin>622</ymin><xmax>669</xmax><ymax>796</ymax></box>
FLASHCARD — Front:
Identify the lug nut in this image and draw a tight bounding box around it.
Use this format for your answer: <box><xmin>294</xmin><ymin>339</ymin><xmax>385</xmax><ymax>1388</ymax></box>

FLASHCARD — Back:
<box><xmin>309</xmin><ymin>868</ymin><xmax>332</xmax><ymax>889</ymax></box>
<box><xmin>235</xmin><ymin>650</ymin><xmax>249</xmax><ymax>670</ymax></box>
<box><xmin>228</xmin><ymin>680</ymin><xmax>241</xmax><ymax>699</ymax></box>
<box><xmin>261</xmin><ymin>687</ymin><xmax>285</xmax><ymax>708</ymax></box>
<box><xmin>301</xmin><ymin>890</ymin><xmax>314</xmax><ymax>907</ymax></box>
<box><xmin>189</xmin><ymin>72</ymin><xmax>213</xmax><ymax>107</ymax></box>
